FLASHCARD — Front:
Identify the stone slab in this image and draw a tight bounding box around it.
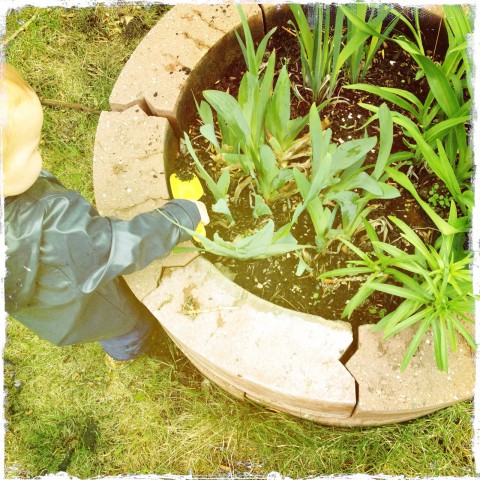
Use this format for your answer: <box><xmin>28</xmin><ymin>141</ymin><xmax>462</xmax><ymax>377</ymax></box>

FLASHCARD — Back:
<box><xmin>94</xmin><ymin>106</ymin><xmax>199</xmax><ymax>301</ymax></box>
<box><xmin>109</xmin><ymin>4</ymin><xmax>263</xmax><ymax>132</ymax></box>
<box><xmin>170</xmin><ymin>327</ymin><xmax>354</xmax><ymax>418</ymax></box>
<box><xmin>123</xmin><ymin>262</ymin><xmax>164</xmax><ymax>303</ymax></box>
<box><xmin>93</xmin><ymin>106</ymin><xmax>170</xmax><ymax>217</ymax></box>
<box><xmin>168</xmin><ymin>336</ymin><xmax>357</xmax><ymax>424</ymax></box>
<box><xmin>143</xmin><ymin>256</ymin><xmax>356</xmax><ymax>419</ymax></box>
<box><xmin>124</xmin><ymin>246</ymin><xmax>200</xmax><ymax>302</ymax></box>
<box><xmin>346</xmin><ymin>323</ymin><xmax>475</xmax><ymax>425</ymax></box>
<box><xmin>167</xmin><ymin>340</ymin><xmax>358</xmax><ymax>426</ymax></box>
<box><xmin>178</xmin><ymin>346</ymin><xmax>247</xmax><ymax>401</ymax></box>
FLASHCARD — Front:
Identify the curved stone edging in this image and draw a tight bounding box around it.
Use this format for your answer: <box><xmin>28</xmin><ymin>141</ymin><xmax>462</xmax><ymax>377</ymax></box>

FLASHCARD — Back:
<box><xmin>144</xmin><ymin>256</ymin><xmax>357</xmax><ymax>424</ymax></box>
<box><xmin>93</xmin><ymin>4</ymin><xmax>475</xmax><ymax>426</ymax></box>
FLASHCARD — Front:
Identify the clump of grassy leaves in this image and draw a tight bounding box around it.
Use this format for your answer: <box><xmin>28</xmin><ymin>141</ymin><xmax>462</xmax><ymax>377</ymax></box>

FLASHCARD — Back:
<box><xmin>4</xmin><ymin>6</ymin><xmax>475</xmax><ymax>478</ymax></box>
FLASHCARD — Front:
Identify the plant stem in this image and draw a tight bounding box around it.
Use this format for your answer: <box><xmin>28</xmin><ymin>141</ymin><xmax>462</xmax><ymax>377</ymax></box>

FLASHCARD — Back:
<box><xmin>3</xmin><ymin>14</ymin><xmax>37</xmax><ymax>46</ymax></box>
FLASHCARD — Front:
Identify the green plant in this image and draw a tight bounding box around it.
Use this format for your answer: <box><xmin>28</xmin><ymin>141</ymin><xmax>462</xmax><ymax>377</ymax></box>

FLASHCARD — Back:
<box><xmin>264</xmin><ymin>64</ymin><xmax>314</xmax><ymax>164</ymax></box>
<box><xmin>346</xmin><ymin>79</ymin><xmax>469</xmax><ymax>144</ymax></box>
<box><xmin>168</xmin><ymin>216</ymin><xmax>310</xmax><ymax>261</ymax></box>
<box><xmin>318</xmin><ymin>218</ymin><xmax>395</xmax><ymax>319</ymax></box>
<box><xmin>391</xmin><ymin>7</ymin><xmax>425</xmax><ymax>55</ymax></box>
<box><xmin>193</xmin><ymin>51</ymin><xmax>320</xmax><ymax>203</ymax></box>
<box><xmin>319</xmin><ymin>208</ymin><xmax>475</xmax><ymax>372</ymax></box>
<box><xmin>183</xmin><ymin>134</ymin><xmax>233</xmax><ymax>222</ymax></box>
<box><xmin>235</xmin><ymin>4</ymin><xmax>276</xmax><ymax>76</ymax></box>
<box><xmin>339</xmin><ymin>3</ymin><xmax>398</xmax><ymax>84</ymax></box>
<box><xmin>289</xmin><ymin>4</ymin><xmax>397</xmax><ymax>102</ymax></box>
<box><xmin>427</xmin><ymin>183</ymin><xmax>453</xmax><ymax>209</ymax></box>
<box><xmin>385</xmin><ymin>167</ymin><xmax>471</xmax><ymax>267</ymax></box>
<box><xmin>347</xmin><ymin>29</ymin><xmax>472</xmax><ymax>186</ymax></box>
<box><xmin>186</xmin><ymin>103</ymin><xmax>399</xmax><ymax>258</ymax></box>
<box><xmin>193</xmin><ymin>53</ymin><xmax>284</xmax><ymax>201</ymax></box>
<box><xmin>369</xmin><ymin>306</ymin><xmax>387</xmax><ymax>319</ymax></box>
<box><xmin>354</xmin><ymin>102</ymin><xmax>472</xmax><ymax>221</ymax></box>
<box><xmin>395</xmin><ymin>36</ymin><xmax>471</xmax><ymax>180</ymax></box>
<box><xmin>288</xmin><ymin>3</ymin><xmax>343</xmax><ymax>102</ymax></box>
<box><xmin>371</xmin><ymin>213</ymin><xmax>475</xmax><ymax>372</ymax></box>
<box><xmin>387</xmin><ymin>128</ymin><xmax>473</xmax><ymax>221</ymax></box>
<box><xmin>284</xmin><ymin>103</ymin><xmax>399</xmax><ymax>252</ymax></box>
<box><xmin>442</xmin><ymin>5</ymin><xmax>472</xmax><ymax>98</ymax></box>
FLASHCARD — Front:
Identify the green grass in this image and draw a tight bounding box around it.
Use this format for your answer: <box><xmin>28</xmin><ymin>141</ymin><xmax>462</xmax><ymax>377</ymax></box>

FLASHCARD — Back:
<box><xmin>4</xmin><ymin>6</ymin><xmax>475</xmax><ymax>478</ymax></box>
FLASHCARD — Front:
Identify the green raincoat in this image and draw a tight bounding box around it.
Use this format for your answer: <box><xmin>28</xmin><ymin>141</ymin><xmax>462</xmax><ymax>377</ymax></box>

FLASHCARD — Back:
<box><xmin>4</xmin><ymin>170</ymin><xmax>200</xmax><ymax>346</ymax></box>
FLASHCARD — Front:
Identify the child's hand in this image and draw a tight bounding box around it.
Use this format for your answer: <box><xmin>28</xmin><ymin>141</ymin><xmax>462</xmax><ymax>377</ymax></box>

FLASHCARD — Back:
<box><xmin>191</xmin><ymin>200</ymin><xmax>210</xmax><ymax>226</ymax></box>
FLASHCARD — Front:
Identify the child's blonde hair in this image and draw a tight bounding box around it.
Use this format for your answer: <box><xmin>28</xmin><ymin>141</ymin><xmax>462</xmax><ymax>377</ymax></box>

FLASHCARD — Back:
<box><xmin>1</xmin><ymin>64</ymin><xmax>44</xmax><ymax>196</ymax></box>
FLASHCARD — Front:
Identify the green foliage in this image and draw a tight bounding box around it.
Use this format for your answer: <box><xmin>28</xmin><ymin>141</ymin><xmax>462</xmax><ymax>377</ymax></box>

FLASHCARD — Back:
<box><xmin>235</xmin><ymin>4</ymin><xmax>276</xmax><ymax>76</ymax></box>
<box><xmin>442</xmin><ymin>5</ymin><xmax>473</xmax><ymax>97</ymax></box>
<box><xmin>428</xmin><ymin>183</ymin><xmax>452</xmax><ymax>209</ymax></box>
<box><xmin>390</xmin><ymin>8</ymin><xmax>425</xmax><ymax>55</ymax></box>
<box><xmin>265</xmin><ymin>65</ymin><xmax>313</xmax><ymax>163</ymax></box>
<box><xmin>167</xmin><ymin>215</ymin><xmax>310</xmax><ymax>260</ymax></box>
<box><xmin>287</xmin><ymin>103</ymin><xmax>398</xmax><ymax>252</ymax></box>
<box><xmin>355</xmin><ymin>104</ymin><xmax>472</xmax><ymax>220</ymax></box>
<box><xmin>339</xmin><ymin>4</ymin><xmax>398</xmax><ymax>84</ymax></box>
<box><xmin>320</xmin><ymin>210</ymin><xmax>475</xmax><ymax>372</ymax></box>
<box><xmin>194</xmin><ymin>219</ymin><xmax>309</xmax><ymax>260</ymax></box>
<box><xmin>288</xmin><ymin>3</ymin><xmax>343</xmax><ymax>102</ymax></box>
<box><xmin>193</xmin><ymin>52</ymin><xmax>311</xmax><ymax>202</ymax></box>
<box><xmin>347</xmin><ymin>22</ymin><xmax>473</xmax><ymax>197</ymax></box>
<box><xmin>183</xmin><ymin>134</ymin><xmax>233</xmax><ymax>222</ymax></box>
<box><xmin>387</xmin><ymin>167</ymin><xmax>468</xmax><ymax>235</ymax></box>
<box><xmin>370</xmin><ymin>213</ymin><xmax>475</xmax><ymax>372</ymax></box>
<box><xmin>318</xmin><ymin>218</ymin><xmax>397</xmax><ymax>319</ymax></box>
<box><xmin>192</xmin><ymin>92</ymin><xmax>399</xmax><ymax>256</ymax></box>
<box><xmin>288</xmin><ymin>4</ymin><xmax>396</xmax><ymax>102</ymax></box>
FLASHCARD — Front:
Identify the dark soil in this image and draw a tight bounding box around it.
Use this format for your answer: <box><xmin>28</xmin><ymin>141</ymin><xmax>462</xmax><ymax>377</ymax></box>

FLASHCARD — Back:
<box><xmin>174</xmin><ymin>22</ymin><xmax>448</xmax><ymax>332</ymax></box>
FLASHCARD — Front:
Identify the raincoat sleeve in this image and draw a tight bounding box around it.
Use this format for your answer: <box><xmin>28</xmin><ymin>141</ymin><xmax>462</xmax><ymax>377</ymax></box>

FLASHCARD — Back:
<box><xmin>41</xmin><ymin>192</ymin><xmax>201</xmax><ymax>294</ymax></box>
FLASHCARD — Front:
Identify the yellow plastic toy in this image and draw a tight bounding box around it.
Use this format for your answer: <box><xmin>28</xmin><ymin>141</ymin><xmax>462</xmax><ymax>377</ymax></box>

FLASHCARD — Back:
<box><xmin>170</xmin><ymin>173</ymin><xmax>206</xmax><ymax>237</ymax></box>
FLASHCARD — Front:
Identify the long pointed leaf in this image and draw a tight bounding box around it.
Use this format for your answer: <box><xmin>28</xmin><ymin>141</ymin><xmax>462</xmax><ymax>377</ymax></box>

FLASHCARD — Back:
<box><xmin>372</xmin><ymin>104</ymin><xmax>393</xmax><ymax>180</ymax></box>
<box><xmin>400</xmin><ymin>316</ymin><xmax>433</xmax><ymax>371</ymax></box>
<box><xmin>386</xmin><ymin>167</ymin><xmax>460</xmax><ymax>235</ymax></box>
<box><xmin>345</xmin><ymin>84</ymin><xmax>422</xmax><ymax>119</ymax></box>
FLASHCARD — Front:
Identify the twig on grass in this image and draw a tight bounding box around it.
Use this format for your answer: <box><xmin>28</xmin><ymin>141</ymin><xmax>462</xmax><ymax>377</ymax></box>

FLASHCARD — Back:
<box><xmin>3</xmin><ymin>14</ymin><xmax>38</xmax><ymax>47</ymax></box>
<box><xmin>39</xmin><ymin>98</ymin><xmax>102</xmax><ymax>115</ymax></box>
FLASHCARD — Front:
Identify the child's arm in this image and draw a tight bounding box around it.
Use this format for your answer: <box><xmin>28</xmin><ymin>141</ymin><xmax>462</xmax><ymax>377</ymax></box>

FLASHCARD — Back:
<box><xmin>41</xmin><ymin>193</ymin><xmax>203</xmax><ymax>293</ymax></box>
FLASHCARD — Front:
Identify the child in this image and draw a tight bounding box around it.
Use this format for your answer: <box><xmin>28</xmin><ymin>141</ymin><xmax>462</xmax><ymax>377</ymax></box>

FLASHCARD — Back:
<box><xmin>2</xmin><ymin>64</ymin><xmax>209</xmax><ymax>363</ymax></box>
